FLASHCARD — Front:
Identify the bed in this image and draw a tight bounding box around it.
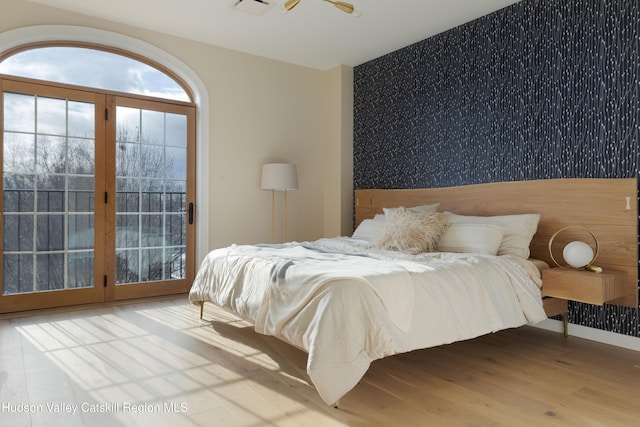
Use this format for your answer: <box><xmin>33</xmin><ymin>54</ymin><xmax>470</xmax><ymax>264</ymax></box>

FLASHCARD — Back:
<box><xmin>189</xmin><ymin>178</ymin><xmax>637</xmax><ymax>405</ymax></box>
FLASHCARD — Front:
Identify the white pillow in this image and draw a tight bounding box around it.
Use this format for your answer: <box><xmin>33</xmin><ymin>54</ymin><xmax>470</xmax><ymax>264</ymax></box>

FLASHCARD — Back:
<box><xmin>383</xmin><ymin>203</ymin><xmax>440</xmax><ymax>216</ymax></box>
<box><xmin>444</xmin><ymin>212</ymin><xmax>540</xmax><ymax>258</ymax></box>
<box><xmin>352</xmin><ymin>218</ymin><xmax>386</xmax><ymax>242</ymax></box>
<box><xmin>372</xmin><ymin>208</ymin><xmax>446</xmax><ymax>254</ymax></box>
<box><xmin>438</xmin><ymin>223</ymin><xmax>504</xmax><ymax>255</ymax></box>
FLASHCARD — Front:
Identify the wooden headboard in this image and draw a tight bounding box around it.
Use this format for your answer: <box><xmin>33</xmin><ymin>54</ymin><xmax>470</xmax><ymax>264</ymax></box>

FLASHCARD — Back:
<box><xmin>355</xmin><ymin>178</ymin><xmax>638</xmax><ymax>308</ymax></box>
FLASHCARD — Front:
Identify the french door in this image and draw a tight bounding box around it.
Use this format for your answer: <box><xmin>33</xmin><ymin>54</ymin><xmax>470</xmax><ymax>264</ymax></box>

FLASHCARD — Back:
<box><xmin>109</xmin><ymin>96</ymin><xmax>195</xmax><ymax>301</ymax></box>
<box><xmin>0</xmin><ymin>79</ymin><xmax>195</xmax><ymax>313</ymax></box>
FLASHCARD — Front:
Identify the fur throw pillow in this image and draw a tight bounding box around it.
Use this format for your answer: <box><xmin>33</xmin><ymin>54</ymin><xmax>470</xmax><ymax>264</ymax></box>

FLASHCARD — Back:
<box><xmin>372</xmin><ymin>208</ymin><xmax>446</xmax><ymax>254</ymax></box>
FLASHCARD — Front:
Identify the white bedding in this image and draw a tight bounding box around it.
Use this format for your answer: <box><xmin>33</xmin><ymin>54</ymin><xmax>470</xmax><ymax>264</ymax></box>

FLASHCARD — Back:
<box><xmin>189</xmin><ymin>237</ymin><xmax>547</xmax><ymax>405</ymax></box>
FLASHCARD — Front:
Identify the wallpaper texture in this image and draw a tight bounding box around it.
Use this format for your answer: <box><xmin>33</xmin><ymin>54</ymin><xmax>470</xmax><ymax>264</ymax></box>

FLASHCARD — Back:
<box><xmin>353</xmin><ymin>0</ymin><xmax>639</xmax><ymax>336</ymax></box>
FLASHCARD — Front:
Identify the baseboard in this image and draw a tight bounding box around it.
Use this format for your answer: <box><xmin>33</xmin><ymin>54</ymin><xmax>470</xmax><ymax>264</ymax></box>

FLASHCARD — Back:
<box><xmin>532</xmin><ymin>319</ymin><xmax>640</xmax><ymax>352</ymax></box>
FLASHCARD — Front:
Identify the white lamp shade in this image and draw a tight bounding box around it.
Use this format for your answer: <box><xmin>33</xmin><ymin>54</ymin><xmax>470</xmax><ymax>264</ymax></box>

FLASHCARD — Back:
<box><xmin>563</xmin><ymin>241</ymin><xmax>594</xmax><ymax>268</ymax></box>
<box><xmin>261</xmin><ymin>163</ymin><xmax>298</xmax><ymax>190</ymax></box>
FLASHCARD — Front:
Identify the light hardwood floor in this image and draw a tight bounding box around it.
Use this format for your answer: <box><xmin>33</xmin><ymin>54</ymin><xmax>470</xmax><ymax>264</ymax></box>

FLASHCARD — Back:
<box><xmin>1</xmin><ymin>296</ymin><xmax>639</xmax><ymax>427</ymax></box>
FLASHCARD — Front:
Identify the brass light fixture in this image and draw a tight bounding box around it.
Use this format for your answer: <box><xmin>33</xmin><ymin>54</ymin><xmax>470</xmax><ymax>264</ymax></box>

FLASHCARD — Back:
<box><xmin>284</xmin><ymin>0</ymin><xmax>359</xmax><ymax>15</ymax></box>
<box><xmin>284</xmin><ymin>0</ymin><xmax>301</xmax><ymax>11</ymax></box>
<box><xmin>326</xmin><ymin>0</ymin><xmax>355</xmax><ymax>14</ymax></box>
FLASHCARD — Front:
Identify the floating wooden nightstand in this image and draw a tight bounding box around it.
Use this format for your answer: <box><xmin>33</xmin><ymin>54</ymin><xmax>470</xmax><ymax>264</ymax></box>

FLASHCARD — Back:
<box><xmin>542</xmin><ymin>268</ymin><xmax>627</xmax><ymax>306</ymax></box>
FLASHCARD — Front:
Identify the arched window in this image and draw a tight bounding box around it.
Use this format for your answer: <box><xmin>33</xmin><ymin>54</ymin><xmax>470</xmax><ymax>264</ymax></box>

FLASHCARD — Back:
<box><xmin>0</xmin><ymin>43</ymin><xmax>197</xmax><ymax>313</ymax></box>
<box><xmin>0</xmin><ymin>44</ymin><xmax>192</xmax><ymax>102</ymax></box>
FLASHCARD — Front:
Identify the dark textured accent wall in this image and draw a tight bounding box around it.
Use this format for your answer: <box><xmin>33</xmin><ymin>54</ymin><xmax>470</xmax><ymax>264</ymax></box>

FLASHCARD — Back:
<box><xmin>353</xmin><ymin>0</ymin><xmax>639</xmax><ymax>336</ymax></box>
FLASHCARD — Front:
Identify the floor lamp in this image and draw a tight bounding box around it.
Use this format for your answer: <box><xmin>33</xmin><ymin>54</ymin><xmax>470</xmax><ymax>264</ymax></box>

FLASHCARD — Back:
<box><xmin>261</xmin><ymin>163</ymin><xmax>298</xmax><ymax>243</ymax></box>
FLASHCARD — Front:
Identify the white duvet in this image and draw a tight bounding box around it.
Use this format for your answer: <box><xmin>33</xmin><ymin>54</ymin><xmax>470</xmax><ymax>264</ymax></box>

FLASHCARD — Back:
<box><xmin>189</xmin><ymin>237</ymin><xmax>547</xmax><ymax>405</ymax></box>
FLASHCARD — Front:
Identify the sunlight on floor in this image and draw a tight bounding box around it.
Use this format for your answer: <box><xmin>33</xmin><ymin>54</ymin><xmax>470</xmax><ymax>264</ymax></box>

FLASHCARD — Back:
<box><xmin>1</xmin><ymin>298</ymin><xmax>347</xmax><ymax>427</ymax></box>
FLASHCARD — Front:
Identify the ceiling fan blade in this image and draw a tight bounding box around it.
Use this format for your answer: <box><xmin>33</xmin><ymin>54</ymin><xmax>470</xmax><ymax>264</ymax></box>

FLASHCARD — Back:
<box><xmin>332</xmin><ymin>1</ymin><xmax>355</xmax><ymax>14</ymax></box>
<box><xmin>285</xmin><ymin>0</ymin><xmax>359</xmax><ymax>15</ymax></box>
<box><xmin>284</xmin><ymin>0</ymin><xmax>301</xmax><ymax>11</ymax></box>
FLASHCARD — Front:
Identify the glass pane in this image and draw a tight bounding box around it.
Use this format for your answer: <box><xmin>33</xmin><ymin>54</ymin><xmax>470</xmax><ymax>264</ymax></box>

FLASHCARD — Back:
<box><xmin>142</xmin><ymin>179</ymin><xmax>163</xmax><ymax>193</ymax></box>
<box><xmin>165</xmin><ymin>190</ymin><xmax>185</xmax><ymax>213</ymax></box>
<box><xmin>36</xmin><ymin>136</ymin><xmax>66</xmax><ymax>174</ymax></box>
<box><xmin>37</xmin><ymin>175</ymin><xmax>65</xmax><ymax>213</ymax></box>
<box><xmin>165</xmin><ymin>247</ymin><xmax>185</xmax><ymax>280</ymax></box>
<box><xmin>36</xmin><ymin>253</ymin><xmax>64</xmax><ymax>291</ymax></box>
<box><xmin>3</xmin><ymin>215</ymin><xmax>33</xmax><ymax>252</ymax></box>
<box><xmin>68</xmin><ymin>176</ymin><xmax>94</xmax><ymax>212</ymax></box>
<box><xmin>68</xmin><ymin>252</ymin><xmax>94</xmax><ymax>288</ymax></box>
<box><xmin>116</xmin><ymin>249</ymin><xmax>139</xmax><ymax>284</ymax></box>
<box><xmin>141</xmin><ymin>110</ymin><xmax>164</xmax><ymax>144</ymax></box>
<box><xmin>4</xmin><ymin>188</ymin><xmax>34</xmax><ymax>213</ymax></box>
<box><xmin>3</xmin><ymin>92</ymin><xmax>35</xmax><ymax>133</ymax></box>
<box><xmin>141</xmin><ymin>214</ymin><xmax>163</xmax><ymax>247</ymax></box>
<box><xmin>36</xmin><ymin>215</ymin><xmax>64</xmax><ymax>251</ymax></box>
<box><xmin>166</xmin><ymin>179</ymin><xmax>186</xmax><ymax>194</ymax></box>
<box><xmin>37</xmin><ymin>174</ymin><xmax>65</xmax><ymax>190</ymax></box>
<box><xmin>68</xmin><ymin>101</ymin><xmax>95</xmax><ymax>138</ymax></box>
<box><xmin>117</xmin><ymin>177</ymin><xmax>140</xmax><ymax>193</ymax></box>
<box><xmin>116</xmin><ymin>143</ymin><xmax>140</xmax><ymax>177</ymax></box>
<box><xmin>141</xmin><ymin>249</ymin><xmax>163</xmax><ymax>282</ymax></box>
<box><xmin>36</xmin><ymin>189</ymin><xmax>64</xmax><ymax>213</ymax></box>
<box><xmin>69</xmin><ymin>214</ymin><xmax>94</xmax><ymax>250</ymax></box>
<box><xmin>37</xmin><ymin>97</ymin><xmax>66</xmax><ymax>136</ymax></box>
<box><xmin>117</xmin><ymin>107</ymin><xmax>141</xmax><ymax>143</ymax></box>
<box><xmin>141</xmin><ymin>191</ymin><xmax>162</xmax><ymax>213</ymax></box>
<box><xmin>166</xmin><ymin>147</ymin><xmax>187</xmax><ymax>180</ymax></box>
<box><xmin>4</xmin><ymin>132</ymin><xmax>35</xmax><ymax>173</ymax></box>
<box><xmin>166</xmin><ymin>113</ymin><xmax>187</xmax><ymax>147</ymax></box>
<box><xmin>68</xmin><ymin>139</ymin><xmax>95</xmax><ymax>175</ymax></box>
<box><xmin>4</xmin><ymin>173</ymin><xmax>35</xmax><ymax>191</ymax></box>
<box><xmin>0</xmin><ymin>47</ymin><xmax>190</xmax><ymax>102</ymax></box>
<box><xmin>116</xmin><ymin>215</ymin><xmax>139</xmax><ymax>248</ymax></box>
<box><xmin>3</xmin><ymin>254</ymin><xmax>33</xmax><ymax>295</ymax></box>
<box><xmin>140</xmin><ymin>145</ymin><xmax>164</xmax><ymax>178</ymax></box>
<box><xmin>117</xmin><ymin>191</ymin><xmax>139</xmax><ymax>214</ymax></box>
<box><xmin>165</xmin><ymin>214</ymin><xmax>185</xmax><ymax>246</ymax></box>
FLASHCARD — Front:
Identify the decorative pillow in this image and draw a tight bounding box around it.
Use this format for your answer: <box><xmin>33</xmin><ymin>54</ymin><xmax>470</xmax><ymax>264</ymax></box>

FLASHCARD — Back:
<box><xmin>372</xmin><ymin>208</ymin><xmax>446</xmax><ymax>254</ymax></box>
<box><xmin>443</xmin><ymin>212</ymin><xmax>541</xmax><ymax>258</ymax></box>
<box><xmin>383</xmin><ymin>203</ymin><xmax>440</xmax><ymax>217</ymax></box>
<box><xmin>438</xmin><ymin>223</ymin><xmax>504</xmax><ymax>255</ymax></box>
<box><xmin>352</xmin><ymin>218</ymin><xmax>386</xmax><ymax>242</ymax></box>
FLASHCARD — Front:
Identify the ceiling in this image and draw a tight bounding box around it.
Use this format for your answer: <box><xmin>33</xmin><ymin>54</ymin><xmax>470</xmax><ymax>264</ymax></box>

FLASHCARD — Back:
<box><xmin>30</xmin><ymin>0</ymin><xmax>521</xmax><ymax>70</ymax></box>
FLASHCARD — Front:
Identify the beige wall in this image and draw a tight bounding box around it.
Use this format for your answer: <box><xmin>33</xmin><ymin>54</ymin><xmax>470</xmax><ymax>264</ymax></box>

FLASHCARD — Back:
<box><xmin>323</xmin><ymin>65</ymin><xmax>354</xmax><ymax>238</ymax></box>
<box><xmin>0</xmin><ymin>0</ymin><xmax>353</xmax><ymax>263</ymax></box>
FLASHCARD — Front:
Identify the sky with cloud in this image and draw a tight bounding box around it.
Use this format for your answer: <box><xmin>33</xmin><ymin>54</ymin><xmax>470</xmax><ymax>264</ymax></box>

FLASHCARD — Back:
<box><xmin>0</xmin><ymin>46</ymin><xmax>189</xmax><ymax>102</ymax></box>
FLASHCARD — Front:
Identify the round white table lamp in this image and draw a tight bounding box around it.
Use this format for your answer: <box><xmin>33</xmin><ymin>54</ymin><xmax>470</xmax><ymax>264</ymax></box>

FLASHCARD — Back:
<box><xmin>548</xmin><ymin>226</ymin><xmax>602</xmax><ymax>273</ymax></box>
<box><xmin>562</xmin><ymin>241</ymin><xmax>594</xmax><ymax>269</ymax></box>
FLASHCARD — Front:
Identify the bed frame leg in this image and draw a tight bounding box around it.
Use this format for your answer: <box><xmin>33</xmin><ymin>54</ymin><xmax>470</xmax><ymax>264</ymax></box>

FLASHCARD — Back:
<box><xmin>199</xmin><ymin>301</ymin><xmax>204</xmax><ymax>319</ymax></box>
<box><xmin>562</xmin><ymin>311</ymin><xmax>568</xmax><ymax>337</ymax></box>
<box><xmin>333</xmin><ymin>400</ymin><xmax>340</xmax><ymax>409</ymax></box>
